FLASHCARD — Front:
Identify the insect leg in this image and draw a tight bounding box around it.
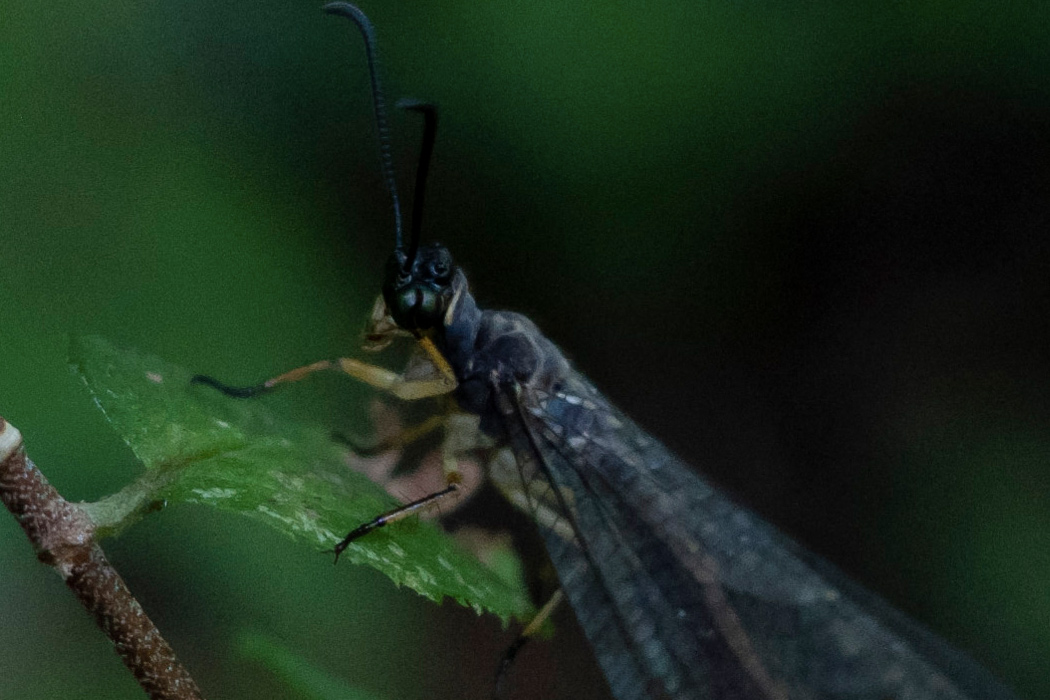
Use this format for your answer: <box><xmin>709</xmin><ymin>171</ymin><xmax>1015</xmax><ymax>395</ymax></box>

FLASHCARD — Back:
<box><xmin>192</xmin><ymin>345</ymin><xmax>457</xmax><ymax>401</ymax></box>
<box><xmin>493</xmin><ymin>589</ymin><xmax>565</xmax><ymax>700</ymax></box>
<box><xmin>331</xmin><ymin>481</ymin><xmax>460</xmax><ymax>560</ymax></box>
<box><xmin>332</xmin><ymin>413</ymin><xmax>446</xmax><ymax>456</ymax></box>
<box><xmin>191</xmin><ymin>359</ymin><xmax>336</xmax><ymax>398</ymax></box>
<box><xmin>337</xmin><ymin>356</ymin><xmax>457</xmax><ymax>400</ymax></box>
<box><xmin>332</xmin><ymin>412</ymin><xmax>488</xmax><ymax>560</ymax></box>
<box><xmin>437</xmin><ymin>413</ymin><xmax>485</xmax><ymax>486</ymax></box>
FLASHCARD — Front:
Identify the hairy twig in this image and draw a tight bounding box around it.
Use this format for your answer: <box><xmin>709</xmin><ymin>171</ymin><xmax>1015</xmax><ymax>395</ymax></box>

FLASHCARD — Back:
<box><xmin>0</xmin><ymin>417</ymin><xmax>204</xmax><ymax>700</ymax></box>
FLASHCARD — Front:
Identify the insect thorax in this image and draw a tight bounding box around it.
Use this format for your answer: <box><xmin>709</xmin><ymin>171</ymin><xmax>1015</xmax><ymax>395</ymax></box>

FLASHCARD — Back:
<box><xmin>437</xmin><ymin>271</ymin><xmax>573</xmax><ymax>437</ymax></box>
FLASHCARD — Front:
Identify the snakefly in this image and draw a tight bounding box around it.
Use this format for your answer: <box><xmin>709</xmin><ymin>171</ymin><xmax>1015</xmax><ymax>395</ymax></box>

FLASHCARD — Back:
<box><xmin>192</xmin><ymin>4</ymin><xmax>1022</xmax><ymax>699</ymax></box>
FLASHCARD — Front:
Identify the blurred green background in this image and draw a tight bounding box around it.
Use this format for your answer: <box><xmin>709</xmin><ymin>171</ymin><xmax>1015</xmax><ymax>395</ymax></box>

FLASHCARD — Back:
<box><xmin>2</xmin><ymin>0</ymin><xmax>1048</xmax><ymax>698</ymax></box>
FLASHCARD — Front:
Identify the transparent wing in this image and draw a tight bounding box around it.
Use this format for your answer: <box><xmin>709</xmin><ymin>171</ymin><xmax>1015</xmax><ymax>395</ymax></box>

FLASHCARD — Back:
<box><xmin>491</xmin><ymin>372</ymin><xmax>1019</xmax><ymax>700</ymax></box>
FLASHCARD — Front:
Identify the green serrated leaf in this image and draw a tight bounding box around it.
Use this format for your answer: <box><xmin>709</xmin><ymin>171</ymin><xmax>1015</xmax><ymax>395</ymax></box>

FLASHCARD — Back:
<box><xmin>71</xmin><ymin>334</ymin><xmax>532</xmax><ymax>623</ymax></box>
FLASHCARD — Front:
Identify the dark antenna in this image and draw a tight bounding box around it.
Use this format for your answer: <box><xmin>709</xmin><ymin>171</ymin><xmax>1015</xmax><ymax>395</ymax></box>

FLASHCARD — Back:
<box><xmin>323</xmin><ymin>2</ymin><xmax>407</xmax><ymax>269</ymax></box>
<box><xmin>396</xmin><ymin>99</ymin><xmax>438</xmax><ymax>273</ymax></box>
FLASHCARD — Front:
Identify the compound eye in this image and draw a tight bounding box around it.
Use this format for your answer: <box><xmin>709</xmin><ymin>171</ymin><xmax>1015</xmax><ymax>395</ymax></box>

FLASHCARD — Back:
<box><xmin>428</xmin><ymin>259</ymin><xmax>449</xmax><ymax>280</ymax></box>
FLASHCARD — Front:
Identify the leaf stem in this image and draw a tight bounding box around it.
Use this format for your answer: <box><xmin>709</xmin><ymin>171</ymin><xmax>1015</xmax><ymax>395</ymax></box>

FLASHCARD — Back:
<box><xmin>0</xmin><ymin>417</ymin><xmax>205</xmax><ymax>700</ymax></box>
<box><xmin>82</xmin><ymin>467</ymin><xmax>173</xmax><ymax>537</ymax></box>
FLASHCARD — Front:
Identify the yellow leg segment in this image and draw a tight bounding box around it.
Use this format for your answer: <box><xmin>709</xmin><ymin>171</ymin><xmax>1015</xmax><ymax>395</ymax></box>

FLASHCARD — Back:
<box><xmin>336</xmin><ymin>357</ymin><xmax>456</xmax><ymax>400</ymax></box>
<box><xmin>193</xmin><ymin>337</ymin><xmax>458</xmax><ymax>402</ymax></box>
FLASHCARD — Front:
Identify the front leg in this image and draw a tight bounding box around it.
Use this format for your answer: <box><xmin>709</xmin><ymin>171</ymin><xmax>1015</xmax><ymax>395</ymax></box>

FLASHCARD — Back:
<box><xmin>192</xmin><ymin>337</ymin><xmax>458</xmax><ymax>401</ymax></box>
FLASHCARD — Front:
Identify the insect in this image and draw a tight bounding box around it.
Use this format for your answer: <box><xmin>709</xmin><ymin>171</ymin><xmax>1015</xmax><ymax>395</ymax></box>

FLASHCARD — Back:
<box><xmin>193</xmin><ymin>4</ymin><xmax>1022</xmax><ymax>699</ymax></box>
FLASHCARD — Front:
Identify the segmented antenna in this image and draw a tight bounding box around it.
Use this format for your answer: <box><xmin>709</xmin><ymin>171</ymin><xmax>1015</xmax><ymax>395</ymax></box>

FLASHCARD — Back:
<box><xmin>323</xmin><ymin>2</ymin><xmax>406</xmax><ymax>266</ymax></box>
<box><xmin>396</xmin><ymin>99</ymin><xmax>438</xmax><ymax>273</ymax></box>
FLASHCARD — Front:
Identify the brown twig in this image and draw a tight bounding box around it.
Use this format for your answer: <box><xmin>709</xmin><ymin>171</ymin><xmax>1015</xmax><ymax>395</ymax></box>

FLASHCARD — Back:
<box><xmin>0</xmin><ymin>417</ymin><xmax>205</xmax><ymax>700</ymax></box>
